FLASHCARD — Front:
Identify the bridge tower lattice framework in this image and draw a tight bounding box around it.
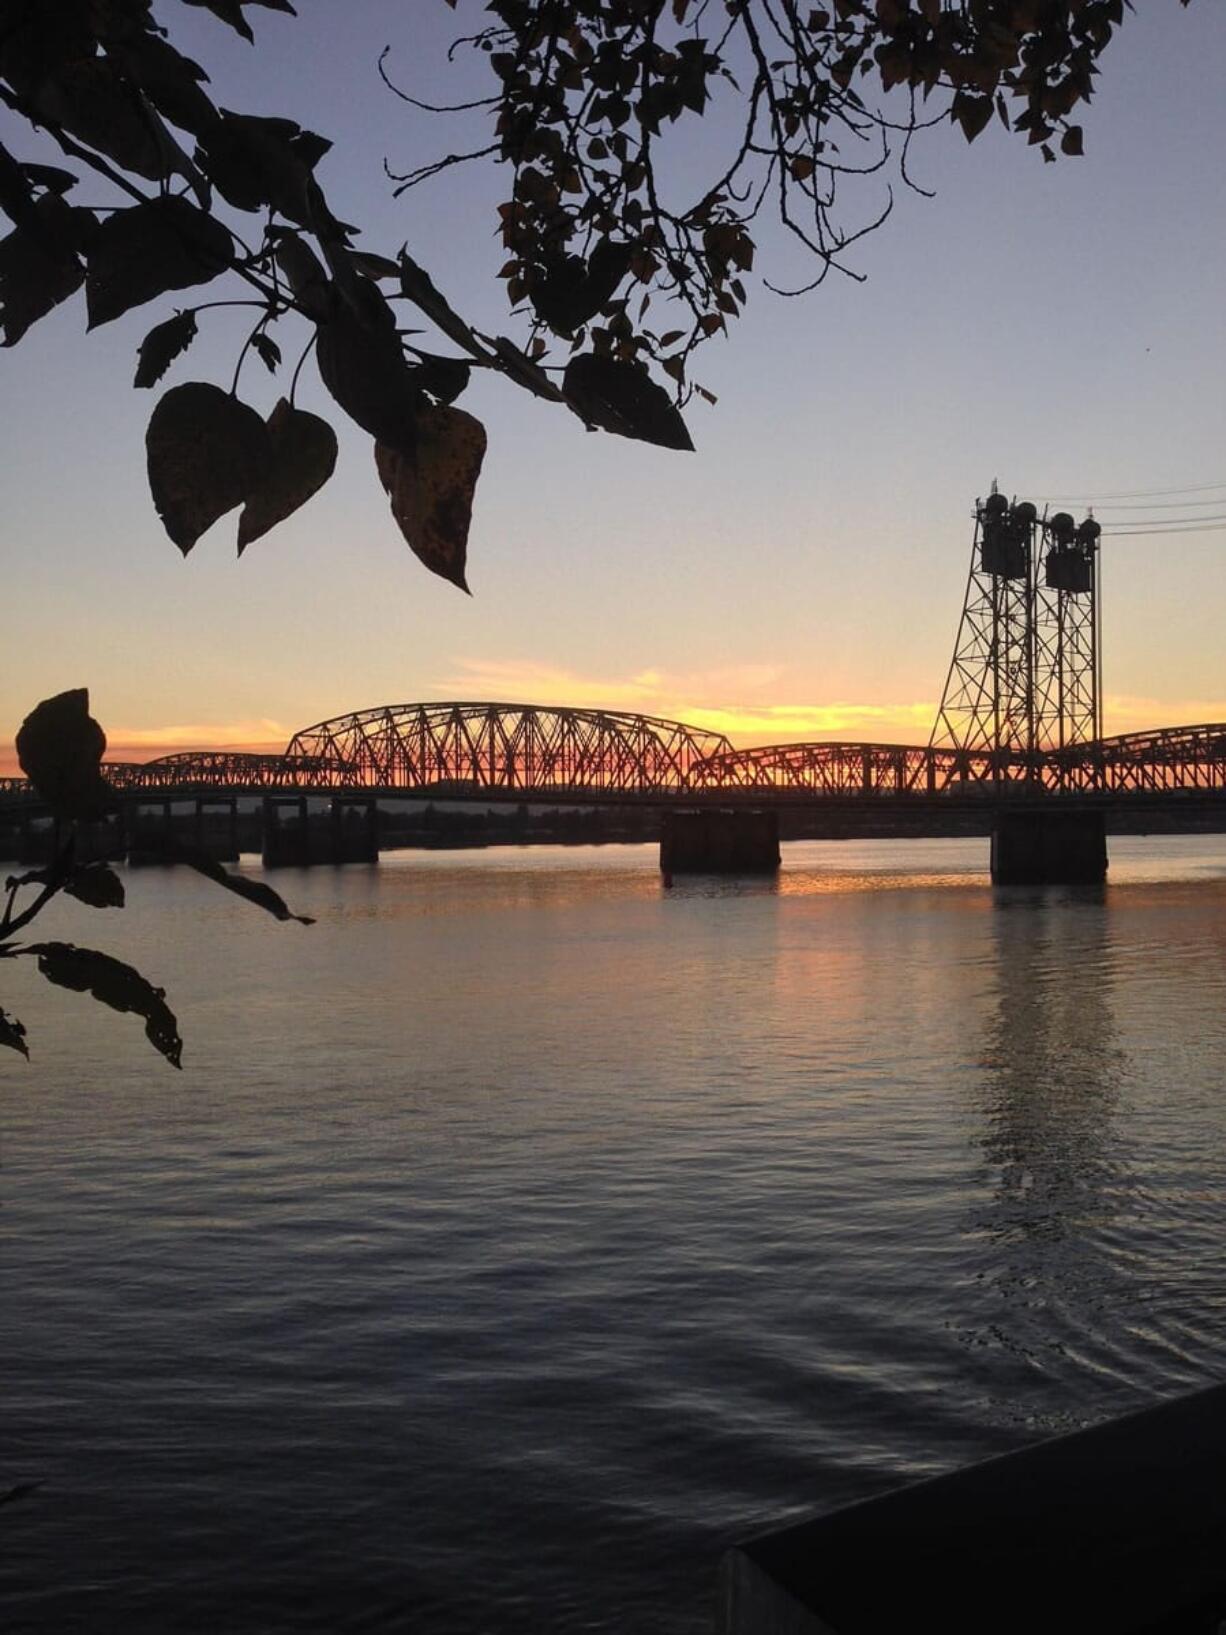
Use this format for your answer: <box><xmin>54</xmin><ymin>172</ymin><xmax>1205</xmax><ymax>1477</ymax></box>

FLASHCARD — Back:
<box><xmin>929</xmin><ymin>484</ymin><xmax>1101</xmax><ymax>779</ymax></box>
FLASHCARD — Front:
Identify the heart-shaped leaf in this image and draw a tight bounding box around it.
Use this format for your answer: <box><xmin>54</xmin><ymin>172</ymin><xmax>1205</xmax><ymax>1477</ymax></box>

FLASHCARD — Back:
<box><xmin>375</xmin><ymin>404</ymin><xmax>487</xmax><ymax>591</ymax></box>
<box><xmin>146</xmin><ymin>381</ymin><xmax>270</xmax><ymax>554</ymax></box>
<box><xmin>16</xmin><ymin>689</ymin><xmax>111</xmax><ymax>820</ymax></box>
<box><xmin>564</xmin><ymin>353</ymin><xmax>694</xmax><ymax>450</ymax></box>
<box><xmin>238</xmin><ymin>398</ymin><xmax>337</xmax><ymax>553</ymax></box>
<box><xmin>530</xmin><ymin>239</ymin><xmax>632</xmax><ymax>334</ymax></box>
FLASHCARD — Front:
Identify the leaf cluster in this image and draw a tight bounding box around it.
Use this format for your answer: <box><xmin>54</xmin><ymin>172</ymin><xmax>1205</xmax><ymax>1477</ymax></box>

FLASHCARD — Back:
<box><xmin>2</xmin><ymin>688</ymin><xmax>311</xmax><ymax>1069</ymax></box>
<box><xmin>403</xmin><ymin>0</ymin><xmax>1173</xmax><ymax>401</ymax></box>
<box><xmin>0</xmin><ymin>0</ymin><xmax>701</xmax><ymax>595</ymax></box>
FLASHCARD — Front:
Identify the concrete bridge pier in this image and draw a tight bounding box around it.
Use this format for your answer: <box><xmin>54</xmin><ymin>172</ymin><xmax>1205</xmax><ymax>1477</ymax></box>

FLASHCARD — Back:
<box><xmin>127</xmin><ymin>800</ymin><xmax>175</xmax><ymax>864</ymax></box>
<box><xmin>261</xmin><ymin>796</ymin><xmax>310</xmax><ymax>868</ymax></box>
<box><xmin>329</xmin><ymin>798</ymin><xmax>379</xmax><ymax>864</ymax></box>
<box><xmin>194</xmin><ymin>797</ymin><xmax>239</xmax><ymax>861</ymax></box>
<box><xmin>990</xmin><ymin>807</ymin><xmax>1107</xmax><ymax>885</ymax></box>
<box><xmin>660</xmin><ymin>809</ymin><xmax>780</xmax><ymax>875</ymax></box>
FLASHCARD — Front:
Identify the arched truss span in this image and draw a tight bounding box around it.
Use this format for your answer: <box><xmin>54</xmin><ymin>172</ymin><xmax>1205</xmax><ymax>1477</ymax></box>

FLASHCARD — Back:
<box><xmin>1051</xmin><ymin>723</ymin><xmax>1226</xmax><ymax>793</ymax></box>
<box><xmin>5</xmin><ymin>719</ymin><xmax>1226</xmax><ymax>808</ymax></box>
<box><xmin>284</xmin><ymin>702</ymin><xmax>733</xmax><ymax>794</ymax></box>
<box><xmin>691</xmin><ymin>724</ymin><xmax>1226</xmax><ymax>798</ymax></box>
<box><xmin>689</xmin><ymin>741</ymin><xmax>1005</xmax><ymax>796</ymax></box>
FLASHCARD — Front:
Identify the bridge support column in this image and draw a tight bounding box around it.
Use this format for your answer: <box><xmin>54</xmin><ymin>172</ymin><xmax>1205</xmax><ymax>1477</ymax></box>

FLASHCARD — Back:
<box><xmin>128</xmin><ymin>800</ymin><xmax>175</xmax><ymax>864</ymax></box>
<box><xmin>194</xmin><ymin>797</ymin><xmax>239</xmax><ymax>861</ymax></box>
<box><xmin>990</xmin><ymin>808</ymin><xmax>1107</xmax><ymax>885</ymax></box>
<box><xmin>262</xmin><ymin>796</ymin><xmax>310</xmax><ymax>867</ymax></box>
<box><xmin>660</xmin><ymin>809</ymin><xmax>780</xmax><ymax>875</ymax></box>
<box><xmin>329</xmin><ymin>798</ymin><xmax>379</xmax><ymax>864</ymax></box>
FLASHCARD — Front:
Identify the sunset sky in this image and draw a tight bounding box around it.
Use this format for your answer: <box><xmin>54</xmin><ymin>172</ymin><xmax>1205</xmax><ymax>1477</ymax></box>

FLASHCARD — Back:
<box><xmin>2</xmin><ymin>1</ymin><xmax>1224</xmax><ymax>768</ymax></box>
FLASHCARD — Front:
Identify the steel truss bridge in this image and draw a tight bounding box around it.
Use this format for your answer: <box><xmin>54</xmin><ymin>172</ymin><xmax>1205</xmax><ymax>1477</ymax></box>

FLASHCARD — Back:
<box><xmin>3</xmin><ymin>711</ymin><xmax>1226</xmax><ymax>813</ymax></box>
<box><xmin>2</xmin><ymin>494</ymin><xmax>1225</xmax><ymax>820</ymax></box>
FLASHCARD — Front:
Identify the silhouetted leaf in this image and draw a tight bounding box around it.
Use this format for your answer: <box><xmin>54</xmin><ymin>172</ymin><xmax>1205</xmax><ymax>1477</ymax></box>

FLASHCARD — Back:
<box><xmin>952</xmin><ymin>92</ymin><xmax>993</xmax><ymax>143</ymax></box>
<box><xmin>34</xmin><ymin>58</ymin><xmax>166</xmax><ymax>180</ymax></box>
<box><xmin>316</xmin><ymin>303</ymin><xmax>423</xmax><ymax>453</ymax></box>
<box><xmin>179</xmin><ymin>0</ymin><xmax>296</xmax><ymax>41</ymax></box>
<box><xmin>0</xmin><ymin>194</ymin><xmax>88</xmax><ymax>346</ymax></box>
<box><xmin>488</xmin><ymin>335</ymin><xmax>566</xmax><ymax>402</ymax></box>
<box><xmin>171</xmin><ymin>846</ymin><xmax>315</xmax><ymax>923</ymax></box>
<box><xmin>197</xmin><ymin>111</ymin><xmax>318</xmax><ymax>222</ymax></box>
<box><xmin>21</xmin><ymin>165</ymin><xmax>77</xmax><ymax>195</ymax></box>
<box><xmin>24</xmin><ymin>942</ymin><xmax>182</xmax><ymax>1068</ymax></box>
<box><xmin>180</xmin><ymin>0</ymin><xmax>253</xmax><ymax>39</ymax></box>
<box><xmin>0</xmin><ymin>1007</ymin><xmax>29</xmax><ymax>1060</ymax></box>
<box><xmin>146</xmin><ymin>382</ymin><xmax>270</xmax><ymax>554</ymax></box>
<box><xmin>530</xmin><ymin>239</ymin><xmax>632</xmax><ymax>333</ymax></box>
<box><xmin>375</xmin><ymin>404</ymin><xmax>487</xmax><ymax>591</ymax></box>
<box><xmin>86</xmin><ymin>196</ymin><xmax>232</xmax><ymax>328</ymax></box>
<box><xmin>0</xmin><ymin>144</ymin><xmax>39</xmax><ymax>232</ymax></box>
<box><xmin>107</xmin><ymin>33</ymin><xmax>218</xmax><ymax>140</ymax></box>
<box><xmin>274</xmin><ymin>232</ymin><xmax>332</xmax><ymax>320</ymax></box>
<box><xmin>1060</xmin><ymin>125</ymin><xmax>1084</xmax><ymax>157</ymax></box>
<box><xmin>134</xmin><ymin>309</ymin><xmax>199</xmax><ymax>388</ymax></box>
<box><xmin>238</xmin><ymin>398</ymin><xmax>337</xmax><ymax>553</ymax></box>
<box><xmin>251</xmin><ymin>331</ymin><xmax>281</xmax><ymax>373</ymax></box>
<box><xmin>413</xmin><ymin>352</ymin><xmax>471</xmax><ymax>405</ymax></box>
<box><xmin>0</xmin><ymin>3</ymin><xmax>94</xmax><ymax>95</ymax></box>
<box><xmin>16</xmin><ymin>689</ymin><xmax>111</xmax><ymax>821</ymax></box>
<box><xmin>529</xmin><ymin>255</ymin><xmax>591</xmax><ymax>334</ymax></box>
<box><xmin>564</xmin><ymin>354</ymin><xmax>694</xmax><ymax>450</ymax></box>
<box><xmin>64</xmin><ymin>864</ymin><xmax>125</xmax><ymax>910</ymax></box>
<box><xmin>399</xmin><ymin>250</ymin><xmax>483</xmax><ymax>356</ymax></box>
<box><xmin>351</xmin><ymin>251</ymin><xmax>401</xmax><ymax>282</ymax></box>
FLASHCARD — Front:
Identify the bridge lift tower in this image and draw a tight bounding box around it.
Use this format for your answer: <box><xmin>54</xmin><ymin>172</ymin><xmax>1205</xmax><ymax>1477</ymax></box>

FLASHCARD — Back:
<box><xmin>930</xmin><ymin>484</ymin><xmax>1102</xmax><ymax>769</ymax></box>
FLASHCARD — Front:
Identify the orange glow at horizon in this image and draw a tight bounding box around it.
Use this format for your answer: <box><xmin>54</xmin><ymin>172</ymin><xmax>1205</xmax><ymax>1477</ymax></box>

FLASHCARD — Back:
<box><xmin>4</xmin><ymin>687</ymin><xmax>1226</xmax><ymax>777</ymax></box>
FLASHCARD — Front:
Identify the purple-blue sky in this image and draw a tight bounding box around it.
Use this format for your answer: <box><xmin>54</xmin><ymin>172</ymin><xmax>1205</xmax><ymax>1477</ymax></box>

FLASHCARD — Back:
<box><xmin>2</xmin><ymin>1</ymin><xmax>1224</xmax><ymax>763</ymax></box>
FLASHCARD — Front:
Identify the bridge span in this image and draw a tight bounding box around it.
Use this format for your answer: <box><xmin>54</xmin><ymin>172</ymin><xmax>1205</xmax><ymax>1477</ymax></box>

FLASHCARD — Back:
<box><xmin>4</xmin><ymin>491</ymin><xmax>1225</xmax><ymax>878</ymax></box>
<box><xmin>4</xmin><ymin>710</ymin><xmax>1226</xmax><ymax>807</ymax></box>
<box><xmin>2</xmin><ymin>705</ymin><xmax>1226</xmax><ymax>882</ymax></box>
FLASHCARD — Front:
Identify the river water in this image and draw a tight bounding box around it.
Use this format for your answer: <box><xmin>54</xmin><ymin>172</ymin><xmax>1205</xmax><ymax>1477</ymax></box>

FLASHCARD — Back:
<box><xmin>3</xmin><ymin>836</ymin><xmax>1226</xmax><ymax>1632</ymax></box>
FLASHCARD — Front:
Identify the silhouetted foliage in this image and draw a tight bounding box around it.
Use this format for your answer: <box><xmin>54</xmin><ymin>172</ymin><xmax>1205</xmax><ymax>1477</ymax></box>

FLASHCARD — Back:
<box><xmin>400</xmin><ymin>0</ymin><xmax>1182</xmax><ymax>415</ymax></box>
<box><xmin>2</xmin><ymin>689</ymin><xmax>311</xmax><ymax>1068</ymax></box>
<box><xmin>0</xmin><ymin>2</ymin><xmax>1188</xmax><ymax>589</ymax></box>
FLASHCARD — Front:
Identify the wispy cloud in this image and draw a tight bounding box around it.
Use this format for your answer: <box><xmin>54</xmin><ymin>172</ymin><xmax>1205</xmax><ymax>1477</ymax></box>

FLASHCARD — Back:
<box><xmin>103</xmin><ymin>719</ymin><xmax>290</xmax><ymax>760</ymax></box>
<box><xmin>8</xmin><ymin>681</ymin><xmax>1215</xmax><ymax>778</ymax></box>
<box><xmin>437</xmin><ymin>658</ymin><xmax>935</xmax><ymax>746</ymax></box>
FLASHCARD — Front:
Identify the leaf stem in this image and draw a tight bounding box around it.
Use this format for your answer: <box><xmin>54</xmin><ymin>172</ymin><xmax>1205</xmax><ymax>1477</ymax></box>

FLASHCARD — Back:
<box><xmin>287</xmin><ymin>329</ymin><xmax>318</xmax><ymax>406</ymax></box>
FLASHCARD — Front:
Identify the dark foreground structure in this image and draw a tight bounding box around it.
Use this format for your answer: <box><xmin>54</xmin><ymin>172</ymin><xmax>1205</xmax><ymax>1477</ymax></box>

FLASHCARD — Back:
<box><xmin>661</xmin><ymin>810</ymin><xmax>781</xmax><ymax>874</ymax></box>
<box><xmin>991</xmin><ymin>808</ymin><xmax>1108</xmax><ymax>885</ymax></box>
<box><xmin>720</xmin><ymin>1382</ymin><xmax>1226</xmax><ymax>1634</ymax></box>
